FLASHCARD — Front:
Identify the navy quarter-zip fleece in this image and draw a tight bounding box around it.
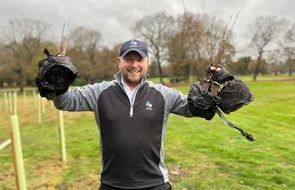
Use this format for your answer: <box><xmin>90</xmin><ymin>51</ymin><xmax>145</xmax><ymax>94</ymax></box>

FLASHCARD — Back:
<box><xmin>54</xmin><ymin>72</ymin><xmax>193</xmax><ymax>189</ymax></box>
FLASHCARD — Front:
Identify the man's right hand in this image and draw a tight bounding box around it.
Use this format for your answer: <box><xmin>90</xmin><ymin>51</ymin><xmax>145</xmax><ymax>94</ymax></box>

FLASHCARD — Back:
<box><xmin>35</xmin><ymin>48</ymin><xmax>78</xmax><ymax>100</ymax></box>
<box><xmin>35</xmin><ymin>77</ymin><xmax>69</xmax><ymax>100</ymax></box>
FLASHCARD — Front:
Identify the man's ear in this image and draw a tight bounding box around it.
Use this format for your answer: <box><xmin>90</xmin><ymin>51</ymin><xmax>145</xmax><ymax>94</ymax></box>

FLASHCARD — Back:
<box><xmin>116</xmin><ymin>57</ymin><xmax>121</xmax><ymax>68</ymax></box>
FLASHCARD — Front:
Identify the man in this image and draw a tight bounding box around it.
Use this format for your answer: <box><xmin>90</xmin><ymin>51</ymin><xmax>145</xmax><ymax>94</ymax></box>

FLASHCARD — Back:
<box><xmin>49</xmin><ymin>39</ymin><xmax>229</xmax><ymax>189</ymax></box>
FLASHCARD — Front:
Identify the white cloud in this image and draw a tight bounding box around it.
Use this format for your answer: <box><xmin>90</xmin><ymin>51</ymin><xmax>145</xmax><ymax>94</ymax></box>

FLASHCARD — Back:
<box><xmin>0</xmin><ymin>0</ymin><xmax>294</xmax><ymax>48</ymax></box>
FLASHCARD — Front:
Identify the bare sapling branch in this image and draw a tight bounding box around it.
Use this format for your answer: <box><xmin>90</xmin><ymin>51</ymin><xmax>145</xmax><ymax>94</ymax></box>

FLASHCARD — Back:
<box><xmin>58</xmin><ymin>20</ymin><xmax>69</xmax><ymax>56</ymax></box>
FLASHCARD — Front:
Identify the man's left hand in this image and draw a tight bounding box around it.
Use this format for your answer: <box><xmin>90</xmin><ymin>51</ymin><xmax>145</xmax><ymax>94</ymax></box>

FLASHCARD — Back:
<box><xmin>208</xmin><ymin>66</ymin><xmax>234</xmax><ymax>83</ymax></box>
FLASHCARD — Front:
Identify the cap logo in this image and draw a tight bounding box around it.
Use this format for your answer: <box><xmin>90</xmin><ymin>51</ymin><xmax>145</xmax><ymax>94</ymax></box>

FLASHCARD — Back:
<box><xmin>130</xmin><ymin>40</ymin><xmax>138</xmax><ymax>47</ymax></box>
<box><xmin>120</xmin><ymin>39</ymin><xmax>148</xmax><ymax>57</ymax></box>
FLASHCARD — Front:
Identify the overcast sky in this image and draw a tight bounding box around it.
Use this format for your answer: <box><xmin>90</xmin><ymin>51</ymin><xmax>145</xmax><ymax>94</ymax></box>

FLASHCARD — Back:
<box><xmin>0</xmin><ymin>0</ymin><xmax>294</xmax><ymax>51</ymax></box>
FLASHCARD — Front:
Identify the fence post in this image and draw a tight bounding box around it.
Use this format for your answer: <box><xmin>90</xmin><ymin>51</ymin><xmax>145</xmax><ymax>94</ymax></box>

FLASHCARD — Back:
<box><xmin>58</xmin><ymin>111</ymin><xmax>67</xmax><ymax>162</ymax></box>
<box><xmin>33</xmin><ymin>90</ymin><xmax>37</xmax><ymax>108</ymax></box>
<box><xmin>37</xmin><ymin>95</ymin><xmax>42</xmax><ymax>125</ymax></box>
<box><xmin>51</xmin><ymin>101</ymin><xmax>54</xmax><ymax>110</ymax></box>
<box><xmin>13</xmin><ymin>92</ymin><xmax>18</xmax><ymax>115</ymax></box>
<box><xmin>4</xmin><ymin>91</ymin><xmax>8</xmax><ymax>109</ymax></box>
<box><xmin>10</xmin><ymin>115</ymin><xmax>27</xmax><ymax>190</ymax></box>
<box><xmin>41</xmin><ymin>98</ymin><xmax>46</xmax><ymax>115</ymax></box>
<box><xmin>9</xmin><ymin>92</ymin><xmax>13</xmax><ymax>114</ymax></box>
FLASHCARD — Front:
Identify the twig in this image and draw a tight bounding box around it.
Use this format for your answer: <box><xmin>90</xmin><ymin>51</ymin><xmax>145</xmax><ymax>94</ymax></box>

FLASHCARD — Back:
<box><xmin>58</xmin><ymin>19</ymin><xmax>69</xmax><ymax>56</ymax></box>
<box><xmin>206</xmin><ymin>3</ymin><xmax>245</xmax><ymax>80</ymax></box>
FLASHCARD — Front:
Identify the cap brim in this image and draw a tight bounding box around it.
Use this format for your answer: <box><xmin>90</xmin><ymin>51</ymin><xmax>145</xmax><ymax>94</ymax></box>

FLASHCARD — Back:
<box><xmin>121</xmin><ymin>48</ymin><xmax>147</xmax><ymax>58</ymax></box>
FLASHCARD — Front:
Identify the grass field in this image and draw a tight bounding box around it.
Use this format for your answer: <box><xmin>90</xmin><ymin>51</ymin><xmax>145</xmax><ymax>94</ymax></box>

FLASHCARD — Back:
<box><xmin>0</xmin><ymin>76</ymin><xmax>295</xmax><ymax>190</ymax></box>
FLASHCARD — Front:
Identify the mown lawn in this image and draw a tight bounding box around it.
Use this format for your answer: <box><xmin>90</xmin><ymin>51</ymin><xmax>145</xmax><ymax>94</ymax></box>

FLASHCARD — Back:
<box><xmin>0</xmin><ymin>77</ymin><xmax>294</xmax><ymax>189</ymax></box>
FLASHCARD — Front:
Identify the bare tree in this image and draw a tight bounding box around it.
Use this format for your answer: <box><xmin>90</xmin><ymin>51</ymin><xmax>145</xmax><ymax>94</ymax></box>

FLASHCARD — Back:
<box><xmin>267</xmin><ymin>48</ymin><xmax>286</xmax><ymax>75</ymax></box>
<box><xmin>166</xmin><ymin>12</ymin><xmax>206</xmax><ymax>82</ymax></box>
<box><xmin>198</xmin><ymin>14</ymin><xmax>236</xmax><ymax>78</ymax></box>
<box><xmin>200</xmin><ymin>15</ymin><xmax>226</xmax><ymax>61</ymax></box>
<box><xmin>4</xmin><ymin>18</ymin><xmax>49</xmax><ymax>90</ymax></box>
<box><xmin>178</xmin><ymin>13</ymin><xmax>205</xmax><ymax>80</ymax></box>
<box><xmin>132</xmin><ymin>12</ymin><xmax>174</xmax><ymax>83</ymax></box>
<box><xmin>227</xmin><ymin>56</ymin><xmax>252</xmax><ymax>75</ymax></box>
<box><xmin>166</xmin><ymin>12</ymin><xmax>235</xmax><ymax>82</ymax></box>
<box><xmin>0</xmin><ymin>43</ymin><xmax>16</xmax><ymax>86</ymax></box>
<box><xmin>283</xmin><ymin>22</ymin><xmax>295</xmax><ymax>75</ymax></box>
<box><xmin>248</xmin><ymin>16</ymin><xmax>286</xmax><ymax>80</ymax></box>
<box><xmin>97</xmin><ymin>44</ymin><xmax>121</xmax><ymax>80</ymax></box>
<box><xmin>69</xmin><ymin>26</ymin><xmax>101</xmax><ymax>82</ymax></box>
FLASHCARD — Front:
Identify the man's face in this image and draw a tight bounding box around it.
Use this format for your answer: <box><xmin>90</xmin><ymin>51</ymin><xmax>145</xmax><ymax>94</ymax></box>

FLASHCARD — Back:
<box><xmin>117</xmin><ymin>51</ymin><xmax>149</xmax><ymax>87</ymax></box>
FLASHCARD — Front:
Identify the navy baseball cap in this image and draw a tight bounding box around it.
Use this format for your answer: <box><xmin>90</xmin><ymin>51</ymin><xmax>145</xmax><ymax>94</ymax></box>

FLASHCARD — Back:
<box><xmin>119</xmin><ymin>39</ymin><xmax>148</xmax><ymax>58</ymax></box>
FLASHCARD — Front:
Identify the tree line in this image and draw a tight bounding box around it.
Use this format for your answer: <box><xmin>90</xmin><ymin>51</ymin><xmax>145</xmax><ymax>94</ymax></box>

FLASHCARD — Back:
<box><xmin>0</xmin><ymin>12</ymin><xmax>294</xmax><ymax>90</ymax></box>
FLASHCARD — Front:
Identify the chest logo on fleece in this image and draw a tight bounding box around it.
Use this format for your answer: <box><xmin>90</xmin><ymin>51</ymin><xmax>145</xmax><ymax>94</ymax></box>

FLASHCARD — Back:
<box><xmin>145</xmin><ymin>101</ymin><xmax>153</xmax><ymax>111</ymax></box>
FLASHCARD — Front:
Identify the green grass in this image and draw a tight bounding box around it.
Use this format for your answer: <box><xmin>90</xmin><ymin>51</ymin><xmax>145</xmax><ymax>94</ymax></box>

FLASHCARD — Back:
<box><xmin>238</xmin><ymin>74</ymin><xmax>294</xmax><ymax>82</ymax></box>
<box><xmin>0</xmin><ymin>77</ymin><xmax>294</xmax><ymax>189</ymax></box>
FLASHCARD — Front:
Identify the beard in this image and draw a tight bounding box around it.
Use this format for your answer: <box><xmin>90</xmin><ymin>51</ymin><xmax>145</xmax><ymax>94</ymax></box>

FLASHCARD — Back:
<box><xmin>122</xmin><ymin>71</ymin><xmax>144</xmax><ymax>86</ymax></box>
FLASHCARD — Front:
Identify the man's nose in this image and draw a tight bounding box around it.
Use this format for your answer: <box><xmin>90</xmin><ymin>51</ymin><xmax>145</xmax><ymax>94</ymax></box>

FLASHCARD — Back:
<box><xmin>129</xmin><ymin>60</ymin><xmax>139</xmax><ymax>66</ymax></box>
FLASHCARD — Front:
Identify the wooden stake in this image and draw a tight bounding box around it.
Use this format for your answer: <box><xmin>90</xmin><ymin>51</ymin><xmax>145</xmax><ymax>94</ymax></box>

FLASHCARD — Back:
<box><xmin>51</xmin><ymin>101</ymin><xmax>54</xmax><ymax>110</ymax></box>
<box><xmin>13</xmin><ymin>92</ymin><xmax>18</xmax><ymax>115</ymax></box>
<box><xmin>58</xmin><ymin>111</ymin><xmax>67</xmax><ymax>162</ymax></box>
<box><xmin>10</xmin><ymin>115</ymin><xmax>27</xmax><ymax>190</ymax></box>
<box><xmin>33</xmin><ymin>91</ymin><xmax>37</xmax><ymax>108</ymax></box>
<box><xmin>9</xmin><ymin>92</ymin><xmax>13</xmax><ymax>114</ymax></box>
<box><xmin>37</xmin><ymin>95</ymin><xmax>42</xmax><ymax>125</ymax></box>
<box><xmin>41</xmin><ymin>98</ymin><xmax>45</xmax><ymax>115</ymax></box>
<box><xmin>4</xmin><ymin>92</ymin><xmax>8</xmax><ymax>109</ymax></box>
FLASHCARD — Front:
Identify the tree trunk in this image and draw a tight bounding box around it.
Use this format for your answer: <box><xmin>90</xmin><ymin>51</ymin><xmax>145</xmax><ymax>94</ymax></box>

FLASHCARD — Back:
<box><xmin>253</xmin><ymin>51</ymin><xmax>263</xmax><ymax>81</ymax></box>
<box><xmin>18</xmin><ymin>76</ymin><xmax>24</xmax><ymax>92</ymax></box>
<box><xmin>288</xmin><ymin>60</ymin><xmax>293</xmax><ymax>76</ymax></box>
<box><xmin>157</xmin><ymin>58</ymin><xmax>163</xmax><ymax>84</ymax></box>
<box><xmin>17</xmin><ymin>61</ymin><xmax>25</xmax><ymax>92</ymax></box>
<box><xmin>155</xmin><ymin>49</ymin><xmax>163</xmax><ymax>84</ymax></box>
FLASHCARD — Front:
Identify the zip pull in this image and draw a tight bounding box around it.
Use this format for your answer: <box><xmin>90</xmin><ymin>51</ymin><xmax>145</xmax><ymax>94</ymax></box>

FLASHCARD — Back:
<box><xmin>129</xmin><ymin>105</ymin><xmax>134</xmax><ymax>117</ymax></box>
